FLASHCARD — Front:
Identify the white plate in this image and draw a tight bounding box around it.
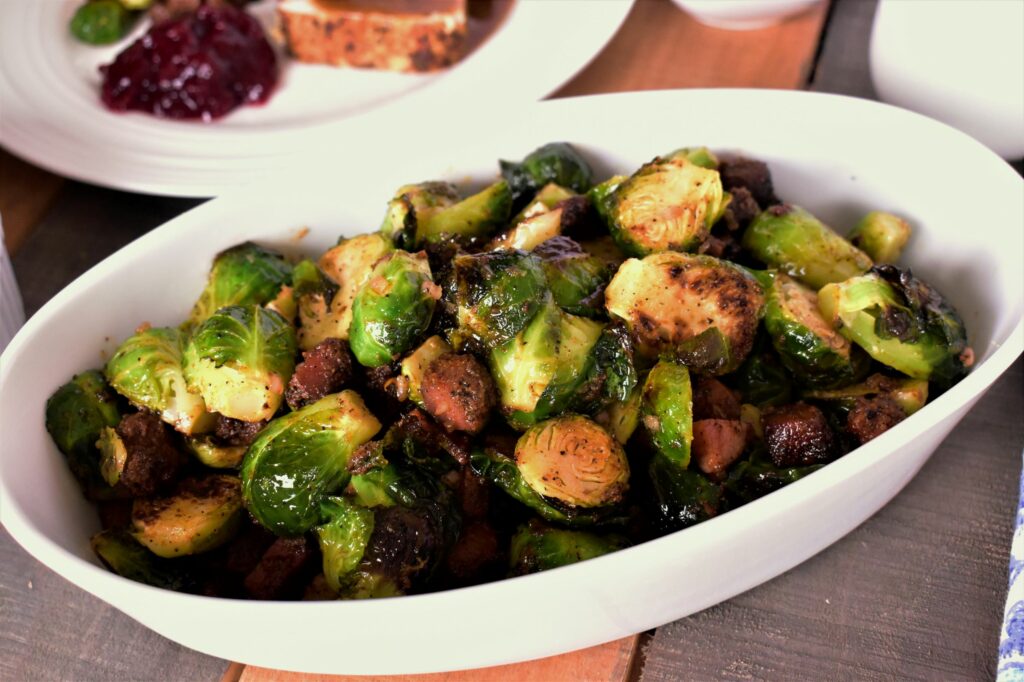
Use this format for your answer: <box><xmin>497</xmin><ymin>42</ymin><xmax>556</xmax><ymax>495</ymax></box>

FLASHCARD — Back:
<box><xmin>1</xmin><ymin>90</ymin><xmax>1021</xmax><ymax>675</ymax></box>
<box><xmin>0</xmin><ymin>0</ymin><xmax>632</xmax><ymax>197</ymax></box>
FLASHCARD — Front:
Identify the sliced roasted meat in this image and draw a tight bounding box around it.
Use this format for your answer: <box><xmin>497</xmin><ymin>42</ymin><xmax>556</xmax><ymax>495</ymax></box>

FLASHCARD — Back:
<box><xmin>445</xmin><ymin>521</ymin><xmax>500</xmax><ymax>582</ymax></box>
<box><xmin>692</xmin><ymin>419</ymin><xmax>748</xmax><ymax>477</ymax></box>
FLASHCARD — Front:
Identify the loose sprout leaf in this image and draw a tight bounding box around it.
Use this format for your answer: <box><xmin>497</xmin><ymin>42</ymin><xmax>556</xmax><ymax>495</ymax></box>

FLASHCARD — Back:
<box><xmin>509</xmin><ymin>520</ymin><xmax>628</xmax><ymax>576</ymax></box>
<box><xmin>187</xmin><ymin>243</ymin><xmax>292</xmax><ymax>328</ymax></box>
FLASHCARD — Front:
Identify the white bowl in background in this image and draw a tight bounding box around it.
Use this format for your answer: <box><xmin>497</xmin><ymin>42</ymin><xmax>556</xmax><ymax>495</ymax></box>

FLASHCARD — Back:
<box><xmin>671</xmin><ymin>0</ymin><xmax>821</xmax><ymax>30</ymax></box>
<box><xmin>0</xmin><ymin>90</ymin><xmax>1021</xmax><ymax>675</ymax></box>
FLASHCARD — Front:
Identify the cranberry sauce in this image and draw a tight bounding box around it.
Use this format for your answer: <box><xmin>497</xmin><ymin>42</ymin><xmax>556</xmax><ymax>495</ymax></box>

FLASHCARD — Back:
<box><xmin>100</xmin><ymin>5</ymin><xmax>278</xmax><ymax>121</ymax></box>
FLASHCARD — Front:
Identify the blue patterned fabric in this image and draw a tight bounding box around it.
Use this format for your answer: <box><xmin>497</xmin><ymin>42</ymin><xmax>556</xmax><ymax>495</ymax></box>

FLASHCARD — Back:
<box><xmin>998</xmin><ymin>452</ymin><xmax>1024</xmax><ymax>680</ymax></box>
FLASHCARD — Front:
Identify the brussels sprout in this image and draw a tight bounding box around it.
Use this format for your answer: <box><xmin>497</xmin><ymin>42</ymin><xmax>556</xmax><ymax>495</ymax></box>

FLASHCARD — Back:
<box><xmin>131</xmin><ymin>475</ymin><xmax>243</xmax><ymax>558</ymax></box>
<box><xmin>572</xmin><ymin>324</ymin><xmax>638</xmax><ymax>413</ymax></box>
<box><xmin>318</xmin><ymin>233</ymin><xmax>395</xmax><ymax>341</ymax></box>
<box><xmin>348</xmin><ymin>461</ymin><xmax>401</xmax><ymax>508</ymax></box>
<box><xmin>292</xmin><ymin>259</ymin><xmax>339</xmax><ymax>351</ymax></box>
<box><xmin>185</xmin><ymin>436</ymin><xmax>247</xmax><ymax>469</ymax></box>
<box><xmin>763</xmin><ymin>273</ymin><xmax>869</xmax><ymax>388</ymax></box>
<box><xmin>588</xmin><ymin>175</ymin><xmax>627</xmax><ymax>227</ymax></box>
<box><xmin>105</xmin><ymin>327</ymin><xmax>213</xmax><ymax>435</ymax></box>
<box><xmin>349</xmin><ymin>251</ymin><xmax>438</xmax><ymax>368</ymax></box>
<box><xmin>605</xmin><ymin>251</ymin><xmax>765</xmax><ymax>373</ymax></box>
<box><xmin>803</xmin><ymin>373</ymin><xmax>929</xmax><ymax>416</ymax></box>
<box><xmin>316</xmin><ymin>496</ymin><xmax>377</xmax><ymax>594</ymax></box>
<box><xmin>534</xmin><ymin>236</ymin><xmax>614</xmax><ymax>318</ymax></box>
<box><xmin>45</xmin><ymin>370</ymin><xmax>124</xmax><ymax>496</ymax></box>
<box><xmin>641</xmin><ymin>360</ymin><xmax>693</xmax><ymax>468</ymax></box>
<box><xmin>241</xmin><ymin>391</ymin><xmax>381</xmax><ymax>536</ymax></box>
<box><xmin>593</xmin><ymin>385</ymin><xmax>643</xmax><ymax>445</ymax></box>
<box><xmin>725</xmin><ymin>451</ymin><xmax>821</xmax><ymax>505</ymax></box>
<box><xmin>70</xmin><ymin>0</ymin><xmax>132</xmax><ymax>45</ymax></box>
<box><xmin>380</xmin><ymin>181</ymin><xmax>459</xmax><ymax>248</ymax></box>
<box><xmin>848</xmin><ymin>211</ymin><xmax>911</xmax><ymax>264</ymax></box>
<box><xmin>606</xmin><ymin>155</ymin><xmax>725</xmax><ymax>256</ymax></box>
<box><xmin>663</xmin><ymin>146</ymin><xmax>719</xmax><ymax>170</ymax></box>
<box><xmin>742</xmin><ymin>205</ymin><xmax>873</xmax><ymax>290</ymax></box>
<box><xmin>727</xmin><ymin>332</ymin><xmax>794</xmax><ymax>407</ymax></box>
<box><xmin>415</xmin><ymin>181</ymin><xmax>512</xmax><ymax>246</ymax></box>
<box><xmin>265</xmin><ymin>285</ymin><xmax>297</xmax><ymax>323</ymax></box>
<box><xmin>488</xmin><ymin>184</ymin><xmax>577</xmax><ymax>252</ymax></box>
<box><xmin>97</xmin><ymin>427</ymin><xmax>127</xmax><ymax>487</ymax></box>
<box><xmin>818</xmin><ymin>265</ymin><xmax>969</xmax><ymax>388</ymax></box>
<box><xmin>489</xmin><ymin>304</ymin><xmax>603</xmax><ymax>430</ymax></box>
<box><xmin>187</xmin><ymin>243</ymin><xmax>292</xmax><ymax>329</ymax></box>
<box><xmin>509</xmin><ymin>520</ymin><xmax>628</xmax><ymax>576</ymax></box>
<box><xmin>500</xmin><ymin>142</ymin><xmax>593</xmax><ymax>209</ymax></box>
<box><xmin>648</xmin><ymin>453</ymin><xmax>722</xmax><ymax>532</ymax></box>
<box><xmin>447</xmin><ymin>249</ymin><xmax>550</xmax><ymax>349</ymax></box>
<box><xmin>91</xmin><ymin>529</ymin><xmax>196</xmax><ymax>592</ymax></box>
<box><xmin>183</xmin><ymin>306</ymin><xmax>296</xmax><ymax>422</ymax></box>
<box><xmin>399</xmin><ymin>335</ymin><xmax>452</xmax><ymax>407</ymax></box>
<box><xmin>579</xmin><ymin>235</ymin><xmax>627</xmax><ymax>270</ymax></box>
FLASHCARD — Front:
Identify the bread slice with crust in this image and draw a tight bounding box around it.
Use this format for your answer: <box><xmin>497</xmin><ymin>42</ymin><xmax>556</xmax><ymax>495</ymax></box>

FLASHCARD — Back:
<box><xmin>278</xmin><ymin>0</ymin><xmax>468</xmax><ymax>73</ymax></box>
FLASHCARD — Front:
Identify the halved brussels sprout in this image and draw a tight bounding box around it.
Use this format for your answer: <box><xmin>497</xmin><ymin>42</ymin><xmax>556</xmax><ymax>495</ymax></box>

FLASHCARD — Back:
<box><xmin>240</xmin><ymin>391</ymin><xmax>381</xmax><ymax>536</ymax></box>
<box><xmin>106</xmin><ymin>326</ymin><xmax>214</xmax><ymax>435</ymax></box>
<box><xmin>489</xmin><ymin>303</ymin><xmax>603</xmax><ymax>430</ymax></box>
<box><xmin>45</xmin><ymin>370</ymin><xmax>124</xmax><ymax>496</ymax></box>
<box><xmin>534</xmin><ymin>236</ymin><xmax>614</xmax><ymax>318</ymax></box>
<box><xmin>446</xmin><ymin>249</ymin><xmax>550</xmax><ymax>349</ymax></box>
<box><xmin>292</xmin><ymin>259</ymin><xmax>339</xmax><ymax>351</ymax></box>
<box><xmin>415</xmin><ymin>181</ymin><xmax>512</xmax><ymax>246</ymax></box>
<box><xmin>593</xmin><ymin>384</ymin><xmax>643</xmax><ymax>445</ymax></box>
<box><xmin>803</xmin><ymin>373</ymin><xmax>929</xmax><ymax>416</ymax></box>
<box><xmin>349</xmin><ymin>250</ymin><xmax>438</xmax><ymax>368</ymax></box>
<box><xmin>131</xmin><ymin>475</ymin><xmax>243</xmax><ymax>558</ymax></box>
<box><xmin>318</xmin><ymin>233</ymin><xmax>395</xmax><ymax>341</ymax></box>
<box><xmin>316</xmin><ymin>496</ymin><xmax>377</xmax><ymax>594</ymax></box>
<box><xmin>605</xmin><ymin>251</ymin><xmax>765</xmax><ymax>373</ymax></box>
<box><xmin>641</xmin><ymin>360</ymin><xmax>693</xmax><ymax>468</ymax></box>
<box><xmin>185</xmin><ymin>436</ymin><xmax>247</xmax><ymax>469</ymax></box>
<box><xmin>572</xmin><ymin>324</ymin><xmax>638</xmax><ymax>413</ymax></box>
<box><xmin>588</xmin><ymin>175</ymin><xmax>627</xmax><ymax>227</ymax></box>
<box><xmin>818</xmin><ymin>265</ymin><xmax>968</xmax><ymax>388</ymax></box>
<box><xmin>848</xmin><ymin>211</ymin><xmax>911</xmax><ymax>264</ymax></box>
<box><xmin>91</xmin><ymin>529</ymin><xmax>196</xmax><ymax>592</ymax></box>
<box><xmin>500</xmin><ymin>142</ymin><xmax>593</xmax><ymax>209</ymax></box>
<box><xmin>380</xmin><ymin>181</ymin><xmax>460</xmax><ymax>248</ymax></box>
<box><xmin>663</xmin><ymin>146</ymin><xmax>719</xmax><ymax>170</ymax></box>
<box><xmin>183</xmin><ymin>306</ymin><xmax>296</xmax><ymax>422</ymax></box>
<box><xmin>187</xmin><ymin>243</ymin><xmax>292</xmax><ymax>328</ymax></box>
<box><xmin>97</xmin><ymin>426</ymin><xmax>128</xmax><ymax>487</ymax></box>
<box><xmin>509</xmin><ymin>519</ymin><xmax>628</xmax><ymax>576</ymax></box>
<box><xmin>763</xmin><ymin>273</ymin><xmax>868</xmax><ymax>388</ymax></box>
<box><xmin>488</xmin><ymin>184</ymin><xmax>577</xmax><ymax>252</ymax></box>
<box><xmin>742</xmin><ymin>205</ymin><xmax>873</xmax><ymax>289</ymax></box>
<box><xmin>606</xmin><ymin>155</ymin><xmax>725</xmax><ymax>256</ymax></box>
<box><xmin>400</xmin><ymin>335</ymin><xmax>452</xmax><ymax>407</ymax></box>
<box><xmin>724</xmin><ymin>450</ymin><xmax>821</xmax><ymax>505</ymax></box>
<box><xmin>648</xmin><ymin>453</ymin><xmax>722</xmax><ymax>532</ymax></box>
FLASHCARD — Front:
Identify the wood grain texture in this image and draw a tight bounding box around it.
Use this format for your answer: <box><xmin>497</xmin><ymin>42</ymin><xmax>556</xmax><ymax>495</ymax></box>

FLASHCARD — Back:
<box><xmin>237</xmin><ymin>636</ymin><xmax>640</xmax><ymax>682</ymax></box>
<box><xmin>0</xmin><ymin>150</ymin><xmax>65</xmax><ymax>256</ymax></box>
<box><xmin>553</xmin><ymin>0</ymin><xmax>829</xmax><ymax>97</ymax></box>
<box><xmin>639</xmin><ymin>359</ymin><xmax>1023</xmax><ymax>681</ymax></box>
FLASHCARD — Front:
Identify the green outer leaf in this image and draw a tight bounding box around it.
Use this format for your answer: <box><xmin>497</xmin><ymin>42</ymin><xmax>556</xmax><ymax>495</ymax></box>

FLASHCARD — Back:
<box><xmin>725</xmin><ymin>452</ymin><xmax>821</xmax><ymax>504</ymax></box>
<box><xmin>727</xmin><ymin>331</ymin><xmax>794</xmax><ymax>407</ymax></box>
<box><xmin>186</xmin><ymin>306</ymin><xmax>295</xmax><ymax>376</ymax></box>
<box><xmin>240</xmin><ymin>391</ymin><xmax>382</xmax><ymax>536</ymax></box>
<box><xmin>501</xmin><ymin>142</ymin><xmax>594</xmax><ymax>208</ymax></box>
<box><xmin>588</xmin><ymin>175</ymin><xmax>627</xmax><ymax>229</ymax></box>
<box><xmin>91</xmin><ymin>529</ymin><xmax>196</xmax><ymax>592</ymax></box>
<box><xmin>416</xmin><ymin>181</ymin><xmax>512</xmax><ymax>245</ymax></box>
<box><xmin>292</xmin><ymin>259</ymin><xmax>337</xmax><ymax>300</ymax></box>
<box><xmin>349</xmin><ymin>251</ymin><xmax>436</xmax><ymax>367</ymax></box>
<box><xmin>742</xmin><ymin>205</ymin><xmax>872</xmax><ymax>290</ymax></box>
<box><xmin>187</xmin><ymin>243</ymin><xmax>292</xmax><ymax>328</ymax></box>
<box><xmin>509</xmin><ymin>521</ymin><xmax>627</xmax><ymax>576</ymax></box>
<box><xmin>536</xmin><ymin>239</ymin><xmax>612</xmax><ymax>317</ymax></box>
<box><xmin>380</xmin><ymin>181</ymin><xmax>459</xmax><ymax>248</ymax></box>
<box><xmin>848</xmin><ymin>211</ymin><xmax>910</xmax><ymax>264</ymax></box>
<box><xmin>70</xmin><ymin>0</ymin><xmax>131</xmax><ymax>45</ymax></box>
<box><xmin>316</xmin><ymin>496</ymin><xmax>376</xmax><ymax>593</ymax></box>
<box><xmin>648</xmin><ymin>454</ymin><xmax>722</xmax><ymax>532</ymax></box>
<box><xmin>571</xmin><ymin>324</ymin><xmax>637</xmax><ymax>413</ymax></box>
<box><xmin>641</xmin><ymin>360</ymin><xmax>693</xmax><ymax>468</ymax></box>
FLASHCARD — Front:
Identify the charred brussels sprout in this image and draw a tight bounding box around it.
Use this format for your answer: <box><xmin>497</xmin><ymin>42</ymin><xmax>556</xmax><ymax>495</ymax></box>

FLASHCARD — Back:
<box><xmin>818</xmin><ymin>265</ymin><xmax>968</xmax><ymax>388</ymax></box>
<box><xmin>183</xmin><ymin>306</ymin><xmax>296</xmax><ymax>422</ymax></box>
<box><xmin>105</xmin><ymin>327</ymin><xmax>213</xmax><ymax>435</ymax></box>
<box><xmin>447</xmin><ymin>249</ymin><xmax>550</xmax><ymax>349</ymax></box>
<box><xmin>91</xmin><ymin>529</ymin><xmax>196</xmax><ymax>592</ymax></box>
<box><xmin>606</xmin><ymin>155</ymin><xmax>725</xmax><ymax>256</ymax></box>
<box><xmin>593</xmin><ymin>385</ymin><xmax>643</xmax><ymax>445</ymax></box>
<box><xmin>500</xmin><ymin>142</ymin><xmax>593</xmax><ymax>209</ymax></box>
<box><xmin>70</xmin><ymin>0</ymin><xmax>133</xmax><ymax>45</ymax></box>
<box><xmin>415</xmin><ymin>181</ymin><xmax>512</xmax><ymax>246</ymax></box>
<box><xmin>400</xmin><ymin>335</ymin><xmax>452</xmax><ymax>407</ymax></box>
<box><xmin>489</xmin><ymin>303</ymin><xmax>603</xmax><ymax>430</ymax></box>
<box><xmin>641</xmin><ymin>360</ymin><xmax>693</xmax><ymax>468</ymax></box>
<box><xmin>349</xmin><ymin>251</ymin><xmax>437</xmax><ymax>368</ymax></box>
<box><xmin>318</xmin><ymin>233</ymin><xmax>395</xmax><ymax>341</ymax></box>
<box><xmin>534</xmin><ymin>236</ymin><xmax>614</xmax><ymax>318</ymax></box>
<box><xmin>316</xmin><ymin>496</ymin><xmax>378</xmax><ymax>594</ymax></box>
<box><xmin>240</xmin><ymin>391</ymin><xmax>381</xmax><ymax>536</ymax></box>
<box><xmin>187</xmin><ymin>243</ymin><xmax>292</xmax><ymax>328</ymax></box>
<box><xmin>45</xmin><ymin>370</ymin><xmax>124</xmax><ymax>496</ymax></box>
<box><xmin>572</xmin><ymin>324</ymin><xmax>638</xmax><ymax>413</ymax></box>
<box><xmin>763</xmin><ymin>273</ymin><xmax>868</xmax><ymax>388</ymax></box>
<box><xmin>292</xmin><ymin>259</ymin><xmax>339</xmax><ymax>351</ymax></box>
<box><xmin>848</xmin><ymin>211</ymin><xmax>911</xmax><ymax>264</ymax></box>
<box><xmin>724</xmin><ymin>451</ymin><xmax>821</xmax><ymax>505</ymax></box>
<box><xmin>605</xmin><ymin>252</ymin><xmax>765</xmax><ymax>373</ymax></box>
<box><xmin>509</xmin><ymin>520</ymin><xmax>628</xmax><ymax>576</ymax></box>
<box><xmin>664</xmin><ymin>146</ymin><xmax>719</xmax><ymax>170</ymax></box>
<box><xmin>728</xmin><ymin>332</ymin><xmax>794</xmax><ymax>407</ymax></box>
<box><xmin>488</xmin><ymin>184</ymin><xmax>577</xmax><ymax>252</ymax></box>
<box><xmin>648</xmin><ymin>454</ymin><xmax>722</xmax><ymax>532</ymax></box>
<box><xmin>380</xmin><ymin>181</ymin><xmax>459</xmax><ymax>248</ymax></box>
<box><xmin>803</xmin><ymin>373</ymin><xmax>928</xmax><ymax>415</ymax></box>
<box><xmin>185</xmin><ymin>436</ymin><xmax>247</xmax><ymax>469</ymax></box>
<box><xmin>131</xmin><ymin>475</ymin><xmax>243</xmax><ymax>558</ymax></box>
<box><xmin>742</xmin><ymin>205</ymin><xmax>872</xmax><ymax>289</ymax></box>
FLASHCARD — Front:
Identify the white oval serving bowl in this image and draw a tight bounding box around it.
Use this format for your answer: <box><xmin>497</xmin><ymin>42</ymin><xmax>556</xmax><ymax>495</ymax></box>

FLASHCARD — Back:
<box><xmin>1</xmin><ymin>90</ymin><xmax>1021</xmax><ymax>675</ymax></box>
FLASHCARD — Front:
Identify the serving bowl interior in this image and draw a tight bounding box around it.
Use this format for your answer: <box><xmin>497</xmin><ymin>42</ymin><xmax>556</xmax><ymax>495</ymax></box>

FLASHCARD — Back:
<box><xmin>1</xmin><ymin>90</ymin><xmax>1021</xmax><ymax>675</ymax></box>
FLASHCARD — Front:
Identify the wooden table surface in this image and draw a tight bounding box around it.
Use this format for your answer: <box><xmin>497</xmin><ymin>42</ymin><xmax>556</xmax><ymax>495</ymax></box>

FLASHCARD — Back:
<box><xmin>2</xmin><ymin>1</ymin><xmax>1022</xmax><ymax>680</ymax></box>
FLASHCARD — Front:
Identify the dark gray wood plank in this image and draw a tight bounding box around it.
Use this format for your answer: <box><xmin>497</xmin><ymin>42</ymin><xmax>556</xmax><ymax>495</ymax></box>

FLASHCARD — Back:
<box><xmin>809</xmin><ymin>0</ymin><xmax>879</xmax><ymax>99</ymax></box>
<box><xmin>640</xmin><ymin>359</ymin><xmax>1023</xmax><ymax>681</ymax></box>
